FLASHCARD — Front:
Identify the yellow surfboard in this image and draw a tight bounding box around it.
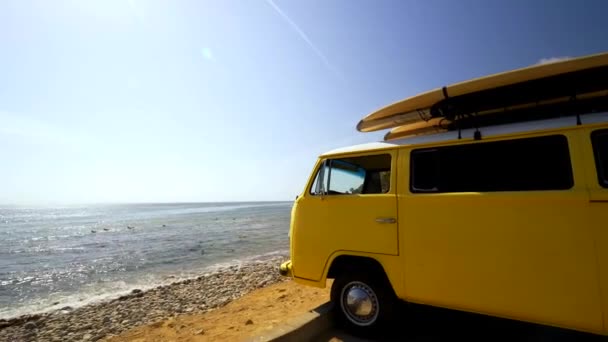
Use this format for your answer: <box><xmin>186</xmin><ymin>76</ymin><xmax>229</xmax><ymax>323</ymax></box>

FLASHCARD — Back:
<box><xmin>358</xmin><ymin>52</ymin><xmax>608</xmax><ymax>140</ymax></box>
<box><xmin>383</xmin><ymin>117</ymin><xmax>450</xmax><ymax>141</ymax></box>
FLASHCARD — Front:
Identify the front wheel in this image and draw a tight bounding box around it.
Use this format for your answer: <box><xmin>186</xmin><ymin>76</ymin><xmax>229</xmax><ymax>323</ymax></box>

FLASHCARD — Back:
<box><xmin>330</xmin><ymin>270</ymin><xmax>397</xmax><ymax>334</ymax></box>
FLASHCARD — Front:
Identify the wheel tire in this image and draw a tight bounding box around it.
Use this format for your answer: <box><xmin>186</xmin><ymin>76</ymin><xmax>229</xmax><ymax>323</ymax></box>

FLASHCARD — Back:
<box><xmin>330</xmin><ymin>269</ymin><xmax>397</xmax><ymax>335</ymax></box>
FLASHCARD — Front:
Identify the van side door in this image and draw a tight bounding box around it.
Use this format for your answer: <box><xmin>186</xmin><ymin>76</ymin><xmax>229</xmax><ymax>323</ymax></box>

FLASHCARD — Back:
<box><xmin>399</xmin><ymin>133</ymin><xmax>602</xmax><ymax>333</ymax></box>
<box><xmin>582</xmin><ymin>127</ymin><xmax>608</xmax><ymax>333</ymax></box>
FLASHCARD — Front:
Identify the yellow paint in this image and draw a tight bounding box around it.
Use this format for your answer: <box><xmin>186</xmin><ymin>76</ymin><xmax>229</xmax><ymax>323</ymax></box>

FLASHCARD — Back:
<box><xmin>286</xmin><ymin>121</ymin><xmax>608</xmax><ymax>335</ymax></box>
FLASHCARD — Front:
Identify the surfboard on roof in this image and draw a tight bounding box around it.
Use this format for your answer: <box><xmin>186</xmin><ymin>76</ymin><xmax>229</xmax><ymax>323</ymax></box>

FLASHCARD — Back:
<box><xmin>357</xmin><ymin>52</ymin><xmax>608</xmax><ymax>141</ymax></box>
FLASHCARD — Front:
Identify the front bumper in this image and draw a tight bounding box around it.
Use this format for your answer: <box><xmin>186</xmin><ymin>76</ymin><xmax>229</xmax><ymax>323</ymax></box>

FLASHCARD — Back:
<box><xmin>279</xmin><ymin>260</ymin><xmax>293</xmax><ymax>277</ymax></box>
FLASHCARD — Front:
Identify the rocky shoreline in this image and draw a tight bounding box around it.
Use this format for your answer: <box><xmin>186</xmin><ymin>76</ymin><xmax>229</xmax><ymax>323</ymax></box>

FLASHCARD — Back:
<box><xmin>0</xmin><ymin>256</ymin><xmax>288</xmax><ymax>342</ymax></box>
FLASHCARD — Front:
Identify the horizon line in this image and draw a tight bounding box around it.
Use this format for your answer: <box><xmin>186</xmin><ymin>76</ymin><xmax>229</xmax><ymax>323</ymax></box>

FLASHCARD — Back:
<box><xmin>0</xmin><ymin>200</ymin><xmax>294</xmax><ymax>207</ymax></box>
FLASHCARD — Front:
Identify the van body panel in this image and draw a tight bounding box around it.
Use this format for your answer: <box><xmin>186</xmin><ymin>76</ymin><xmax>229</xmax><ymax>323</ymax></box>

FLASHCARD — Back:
<box><xmin>580</xmin><ymin>126</ymin><xmax>608</xmax><ymax>332</ymax></box>
<box><xmin>397</xmin><ymin>129</ymin><xmax>603</xmax><ymax>333</ymax></box>
<box><xmin>398</xmin><ymin>190</ymin><xmax>601</xmax><ymax>332</ymax></box>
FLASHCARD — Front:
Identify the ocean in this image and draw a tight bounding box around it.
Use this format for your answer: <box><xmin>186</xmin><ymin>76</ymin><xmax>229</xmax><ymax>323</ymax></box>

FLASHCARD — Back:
<box><xmin>0</xmin><ymin>202</ymin><xmax>292</xmax><ymax>319</ymax></box>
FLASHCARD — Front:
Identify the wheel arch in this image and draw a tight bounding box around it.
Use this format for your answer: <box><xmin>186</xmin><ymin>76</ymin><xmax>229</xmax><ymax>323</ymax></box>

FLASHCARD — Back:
<box><xmin>323</xmin><ymin>251</ymin><xmax>404</xmax><ymax>296</ymax></box>
<box><xmin>327</xmin><ymin>254</ymin><xmax>387</xmax><ymax>279</ymax></box>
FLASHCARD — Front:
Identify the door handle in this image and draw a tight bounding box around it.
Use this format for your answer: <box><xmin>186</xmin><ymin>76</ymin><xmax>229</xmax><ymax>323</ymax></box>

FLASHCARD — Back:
<box><xmin>375</xmin><ymin>217</ymin><xmax>396</xmax><ymax>224</ymax></box>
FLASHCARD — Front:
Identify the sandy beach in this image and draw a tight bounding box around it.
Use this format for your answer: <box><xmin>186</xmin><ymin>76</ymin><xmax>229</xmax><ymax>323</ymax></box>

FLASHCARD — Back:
<box><xmin>106</xmin><ymin>280</ymin><xmax>329</xmax><ymax>342</ymax></box>
<box><xmin>0</xmin><ymin>255</ymin><xmax>314</xmax><ymax>342</ymax></box>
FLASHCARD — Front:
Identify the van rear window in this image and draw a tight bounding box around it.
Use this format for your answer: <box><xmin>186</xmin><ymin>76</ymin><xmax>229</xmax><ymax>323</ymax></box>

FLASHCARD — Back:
<box><xmin>591</xmin><ymin>129</ymin><xmax>608</xmax><ymax>188</ymax></box>
<box><xmin>410</xmin><ymin>135</ymin><xmax>573</xmax><ymax>193</ymax></box>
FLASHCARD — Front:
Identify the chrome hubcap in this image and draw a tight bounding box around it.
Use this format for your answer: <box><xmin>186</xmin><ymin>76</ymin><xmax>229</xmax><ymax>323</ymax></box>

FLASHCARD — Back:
<box><xmin>346</xmin><ymin>287</ymin><xmax>373</xmax><ymax>316</ymax></box>
<box><xmin>340</xmin><ymin>281</ymin><xmax>379</xmax><ymax>326</ymax></box>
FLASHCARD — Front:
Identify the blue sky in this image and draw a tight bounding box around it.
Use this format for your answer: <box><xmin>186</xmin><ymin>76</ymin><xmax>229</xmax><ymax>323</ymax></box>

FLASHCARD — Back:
<box><xmin>1</xmin><ymin>0</ymin><xmax>607</xmax><ymax>204</ymax></box>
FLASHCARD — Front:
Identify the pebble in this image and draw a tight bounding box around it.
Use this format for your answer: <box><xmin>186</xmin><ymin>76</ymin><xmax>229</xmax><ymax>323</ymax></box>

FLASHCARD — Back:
<box><xmin>23</xmin><ymin>321</ymin><xmax>37</xmax><ymax>330</ymax></box>
<box><xmin>0</xmin><ymin>256</ymin><xmax>287</xmax><ymax>342</ymax></box>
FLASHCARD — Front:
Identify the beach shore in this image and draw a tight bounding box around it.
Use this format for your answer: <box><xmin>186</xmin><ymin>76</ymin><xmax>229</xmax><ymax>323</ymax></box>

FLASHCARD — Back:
<box><xmin>107</xmin><ymin>279</ymin><xmax>329</xmax><ymax>342</ymax></box>
<box><xmin>0</xmin><ymin>255</ymin><xmax>295</xmax><ymax>342</ymax></box>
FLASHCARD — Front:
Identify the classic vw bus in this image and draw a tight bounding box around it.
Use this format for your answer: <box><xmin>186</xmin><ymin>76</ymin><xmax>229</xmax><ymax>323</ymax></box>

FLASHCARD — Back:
<box><xmin>281</xmin><ymin>52</ymin><xmax>608</xmax><ymax>335</ymax></box>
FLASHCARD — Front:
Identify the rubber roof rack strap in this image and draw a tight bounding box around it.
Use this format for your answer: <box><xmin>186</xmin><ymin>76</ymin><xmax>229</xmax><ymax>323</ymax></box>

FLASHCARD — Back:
<box><xmin>456</xmin><ymin>113</ymin><xmax>462</xmax><ymax>140</ymax></box>
<box><xmin>417</xmin><ymin>108</ymin><xmax>431</xmax><ymax>122</ymax></box>
<box><xmin>570</xmin><ymin>95</ymin><xmax>582</xmax><ymax>126</ymax></box>
<box><xmin>442</xmin><ymin>86</ymin><xmax>464</xmax><ymax>139</ymax></box>
<box><xmin>469</xmin><ymin>112</ymin><xmax>482</xmax><ymax>141</ymax></box>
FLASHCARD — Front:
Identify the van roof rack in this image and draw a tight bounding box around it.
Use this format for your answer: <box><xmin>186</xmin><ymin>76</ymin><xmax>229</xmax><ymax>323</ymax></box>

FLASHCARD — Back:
<box><xmin>357</xmin><ymin>52</ymin><xmax>608</xmax><ymax>141</ymax></box>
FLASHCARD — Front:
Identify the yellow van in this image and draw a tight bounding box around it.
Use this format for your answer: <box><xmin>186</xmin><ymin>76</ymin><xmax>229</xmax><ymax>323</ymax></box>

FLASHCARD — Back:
<box><xmin>279</xmin><ymin>52</ymin><xmax>608</xmax><ymax>335</ymax></box>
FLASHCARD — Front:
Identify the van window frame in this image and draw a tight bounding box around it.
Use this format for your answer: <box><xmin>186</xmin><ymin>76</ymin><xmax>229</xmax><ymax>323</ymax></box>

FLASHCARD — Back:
<box><xmin>308</xmin><ymin>153</ymin><xmax>392</xmax><ymax>196</ymax></box>
<box><xmin>409</xmin><ymin>134</ymin><xmax>574</xmax><ymax>194</ymax></box>
<box><xmin>591</xmin><ymin>129</ymin><xmax>608</xmax><ymax>188</ymax></box>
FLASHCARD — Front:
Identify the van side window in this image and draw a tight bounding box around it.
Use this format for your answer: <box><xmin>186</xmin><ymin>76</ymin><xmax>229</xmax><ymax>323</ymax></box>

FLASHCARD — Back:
<box><xmin>591</xmin><ymin>129</ymin><xmax>608</xmax><ymax>188</ymax></box>
<box><xmin>309</xmin><ymin>154</ymin><xmax>391</xmax><ymax>195</ymax></box>
<box><xmin>410</xmin><ymin>135</ymin><xmax>573</xmax><ymax>193</ymax></box>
